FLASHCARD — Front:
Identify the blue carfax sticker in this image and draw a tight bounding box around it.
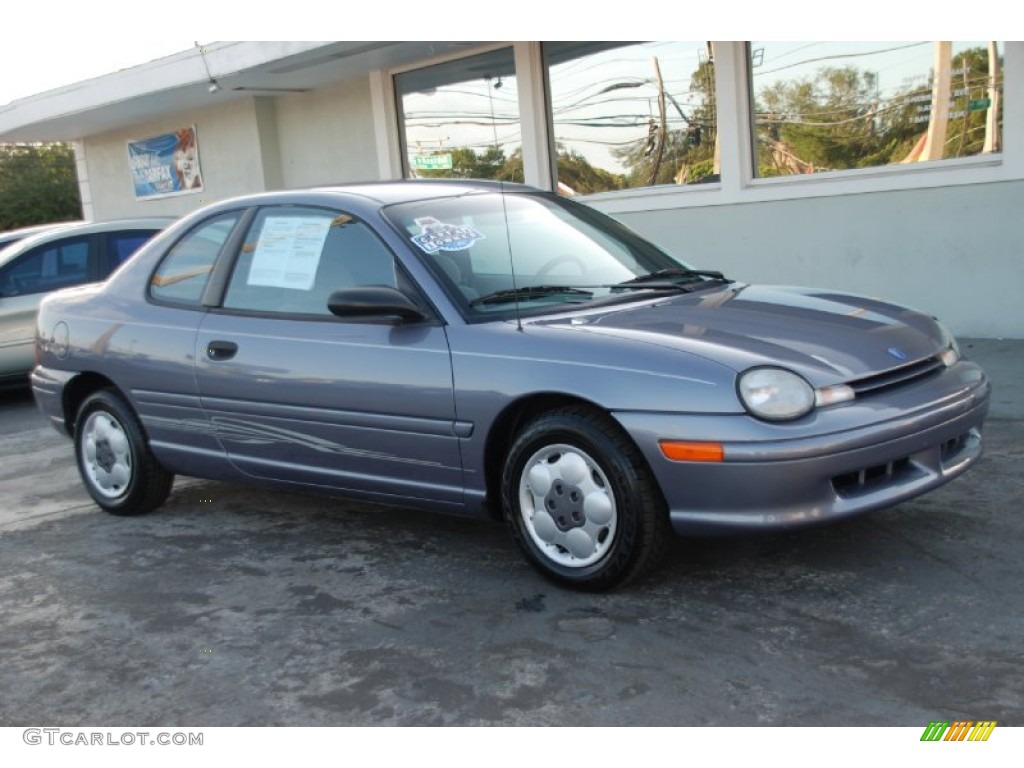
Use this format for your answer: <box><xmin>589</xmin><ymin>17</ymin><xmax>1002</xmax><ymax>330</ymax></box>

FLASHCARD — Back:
<box><xmin>410</xmin><ymin>217</ymin><xmax>485</xmax><ymax>253</ymax></box>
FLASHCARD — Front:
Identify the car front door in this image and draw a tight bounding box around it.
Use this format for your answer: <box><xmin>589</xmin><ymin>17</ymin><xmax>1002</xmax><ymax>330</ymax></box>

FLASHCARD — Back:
<box><xmin>194</xmin><ymin>205</ymin><xmax>464</xmax><ymax>508</ymax></box>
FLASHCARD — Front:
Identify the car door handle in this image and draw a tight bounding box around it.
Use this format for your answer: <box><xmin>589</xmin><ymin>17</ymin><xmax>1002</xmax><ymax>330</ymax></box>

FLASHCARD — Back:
<box><xmin>206</xmin><ymin>340</ymin><xmax>238</xmax><ymax>361</ymax></box>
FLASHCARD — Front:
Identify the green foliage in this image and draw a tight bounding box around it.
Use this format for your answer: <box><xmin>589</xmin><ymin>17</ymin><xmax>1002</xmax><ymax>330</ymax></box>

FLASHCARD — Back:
<box><xmin>415</xmin><ymin>146</ymin><xmax>523</xmax><ymax>182</ymax></box>
<box><xmin>554</xmin><ymin>147</ymin><xmax>624</xmax><ymax>194</ymax></box>
<box><xmin>415</xmin><ymin>144</ymin><xmax>626</xmax><ymax>195</ymax></box>
<box><xmin>0</xmin><ymin>143</ymin><xmax>82</xmax><ymax>230</ymax></box>
<box><xmin>757</xmin><ymin>66</ymin><xmax>893</xmax><ymax>173</ymax></box>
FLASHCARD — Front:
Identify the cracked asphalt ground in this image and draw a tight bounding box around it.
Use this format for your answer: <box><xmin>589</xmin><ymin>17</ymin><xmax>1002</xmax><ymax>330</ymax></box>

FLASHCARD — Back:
<box><xmin>1</xmin><ymin>341</ymin><xmax>1021</xmax><ymax>726</ymax></box>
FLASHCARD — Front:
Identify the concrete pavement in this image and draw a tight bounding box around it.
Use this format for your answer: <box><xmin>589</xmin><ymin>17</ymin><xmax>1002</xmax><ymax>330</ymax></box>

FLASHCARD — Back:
<box><xmin>0</xmin><ymin>339</ymin><xmax>1021</xmax><ymax>725</ymax></box>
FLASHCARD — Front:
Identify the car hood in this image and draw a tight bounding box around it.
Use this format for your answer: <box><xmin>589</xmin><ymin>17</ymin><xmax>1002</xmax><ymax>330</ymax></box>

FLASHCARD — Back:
<box><xmin>532</xmin><ymin>283</ymin><xmax>949</xmax><ymax>384</ymax></box>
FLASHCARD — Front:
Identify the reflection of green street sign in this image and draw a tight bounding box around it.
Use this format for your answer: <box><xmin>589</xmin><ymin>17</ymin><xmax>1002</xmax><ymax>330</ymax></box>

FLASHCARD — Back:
<box><xmin>414</xmin><ymin>153</ymin><xmax>453</xmax><ymax>170</ymax></box>
<box><xmin>968</xmin><ymin>98</ymin><xmax>991</xmax><ymax>111</ymax></box>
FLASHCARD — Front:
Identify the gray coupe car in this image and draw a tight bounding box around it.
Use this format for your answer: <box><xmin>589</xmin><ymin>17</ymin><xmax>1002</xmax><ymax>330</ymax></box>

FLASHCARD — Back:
<box><xmin>31</xmin><ymin>181</ymin><xmax>990</xmax><ymax>589</ymax></box>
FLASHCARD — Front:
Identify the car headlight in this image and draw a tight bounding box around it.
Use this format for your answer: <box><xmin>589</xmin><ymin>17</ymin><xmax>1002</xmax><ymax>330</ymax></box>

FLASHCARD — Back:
<box><xmin>738</xmin><ymin>367</ymin><xmax>816</xmax><ymax>421</ymax></box>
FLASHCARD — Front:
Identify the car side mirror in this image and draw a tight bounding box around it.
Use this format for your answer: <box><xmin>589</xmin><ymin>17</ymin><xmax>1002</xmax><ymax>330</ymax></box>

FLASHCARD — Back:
<box><xmin>327</xmin><ymin>286</ymin><xmax>426</xmax><ymax>322</ymax></box>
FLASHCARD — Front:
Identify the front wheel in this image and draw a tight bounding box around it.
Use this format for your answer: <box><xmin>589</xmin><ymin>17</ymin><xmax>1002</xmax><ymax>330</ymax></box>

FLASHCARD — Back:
<box><xmin>74</xmin><ymin>389</ymin><xmax>173</xmax><ymax>516</ymax></box>
<box><xmin>501</xmin><ymin>406</ymin><xmax>670</xmax><ymax>590</ymax></box>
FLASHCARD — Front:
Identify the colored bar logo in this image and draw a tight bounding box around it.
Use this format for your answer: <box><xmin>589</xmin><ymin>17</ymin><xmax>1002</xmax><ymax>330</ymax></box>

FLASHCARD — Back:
<box><xmin>920</xmin><ymin>721</ymin><xmax>997</xmax><ymax>741</ymax></box>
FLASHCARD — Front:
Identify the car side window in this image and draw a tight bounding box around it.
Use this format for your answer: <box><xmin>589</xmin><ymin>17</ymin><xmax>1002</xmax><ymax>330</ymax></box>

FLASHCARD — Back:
<box><xmin>150</xmin><ymin>214</ymin><xmax>239</xmax><ymax>305</ymax></box>
<box><xmin>107</xmin><ymin>231</ymin><xmax>157</xmax><ymax>269</ymax></box>
<box><xmin>222</xmin><ymin>207</ymin><xmax>399</xmax><ymax>316</ymax></box>
<box><xmin>0</xmin><ymin>237</ymin><xmax>92</xmax><ymax>296</ymax></box>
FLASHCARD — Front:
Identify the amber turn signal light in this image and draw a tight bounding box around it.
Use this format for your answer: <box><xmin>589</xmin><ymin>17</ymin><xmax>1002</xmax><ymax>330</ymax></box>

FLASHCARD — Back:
<box><xmin>658</xmin><ymin>440</ymin><xmax>725</xmax><ymax>462</ymax></box>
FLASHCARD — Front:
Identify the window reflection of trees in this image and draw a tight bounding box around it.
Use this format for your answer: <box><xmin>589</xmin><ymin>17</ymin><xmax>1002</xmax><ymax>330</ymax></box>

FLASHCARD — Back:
<box><xmin>750</xmin><ymin>41</ymin><xmax>1003</xmax><ymax>177</ymax></box>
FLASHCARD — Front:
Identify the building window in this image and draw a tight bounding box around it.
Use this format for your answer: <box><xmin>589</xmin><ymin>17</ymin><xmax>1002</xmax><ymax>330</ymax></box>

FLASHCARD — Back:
<box><xmin>394</xmin><ymin>48</ymin><xmax>524</xmax><ymax>183</ymax></box>
<box><xmin>544</xmin><ymin>42</ymin><xmax>719</xmax><ymax>195</ymax></box>
<box><xmin>750</xmin><ymin>41</ymin><xmax>1004</xmax><ymax>177</ymax></box>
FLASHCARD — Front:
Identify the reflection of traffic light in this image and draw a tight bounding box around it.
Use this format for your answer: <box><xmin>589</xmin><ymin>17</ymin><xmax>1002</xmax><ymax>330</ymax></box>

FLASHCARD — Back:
<box><xmin>643</xmin><ymin>119</ymin><xmax>658</xmax><ymax>156</ymax></box>
<box><xmin>687</xmin><ymin>125</ymin><xmax>702</xmax><ymax>147</ymax></box>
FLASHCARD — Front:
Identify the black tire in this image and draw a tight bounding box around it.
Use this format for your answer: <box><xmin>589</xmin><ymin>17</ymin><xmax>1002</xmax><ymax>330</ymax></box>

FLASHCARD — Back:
<box><xmin>74</xmin><ymin>388</ymin><xmax>173</xmax><ymax>516</ymax></box>
<box><xmin>501</xmin><ymin>406</ymin><xmax>671</xmax><ymax>591</ymax></box>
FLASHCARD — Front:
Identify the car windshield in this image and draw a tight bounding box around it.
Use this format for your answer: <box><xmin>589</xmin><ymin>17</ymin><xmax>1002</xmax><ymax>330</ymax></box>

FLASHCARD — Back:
<box><xmin>383</xmin><ymin>191</ymin><xmax>697</xmax><ymax>316</ymax></box>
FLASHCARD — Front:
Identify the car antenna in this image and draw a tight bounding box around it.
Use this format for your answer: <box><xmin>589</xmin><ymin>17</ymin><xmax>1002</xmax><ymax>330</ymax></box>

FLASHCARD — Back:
<box><xmin>499</xmin><ymin>183</ymin><xmax>522</xmax><ymax>332</ymax></box>
<box><xmin>488</xmin><ymin>74</ymin><xmax>522</xmax><ymax>331</ymax></box>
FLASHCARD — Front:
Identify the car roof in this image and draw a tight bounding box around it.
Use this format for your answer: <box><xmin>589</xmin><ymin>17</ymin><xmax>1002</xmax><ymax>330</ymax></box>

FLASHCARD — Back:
<box><xmin>194</xmin><ymin>180</ymin><xmax>538</xmax><ymax>213</ymax></box>
<box><xmin>313</xmin><ymin>179</ymin><xmax>537</xmax><ymax>205</ymax></box>
<box><xmin>0</xmin><ymin>217</ymin><xmax>175</xmax><ymax>267</ymax></box>
<box><xmin>0</xmin><ymin>221</ymin><xmax>81</xmax><ymax>248</ymax></box>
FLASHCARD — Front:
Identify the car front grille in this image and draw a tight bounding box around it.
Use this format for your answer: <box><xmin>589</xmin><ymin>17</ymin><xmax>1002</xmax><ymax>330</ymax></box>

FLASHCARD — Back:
<box><xmin>832</xmin><ymin>457</ymin><xmax>917</xmax><ymax>497</ymax></box>
<box><xmin>830</xmin><ymin>428</ymin><xmax>979</xmax><ymax>498</ymax></box>
<box><xmin>846</xmin><ymin>355</ymin><xmax>945</xmax><ymax>397</ymax></box>
<box><xmin>940</xmin><ymin>432</ymin><xmax>971</xmax><ymax>462</ymax></box>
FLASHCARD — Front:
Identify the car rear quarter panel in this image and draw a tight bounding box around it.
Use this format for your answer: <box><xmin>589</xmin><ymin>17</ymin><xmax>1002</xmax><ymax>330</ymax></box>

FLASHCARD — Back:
<box><xmin>35</xmin><ymin>283</ymin><xmax>228</xmax><ymax>476</ymax></box>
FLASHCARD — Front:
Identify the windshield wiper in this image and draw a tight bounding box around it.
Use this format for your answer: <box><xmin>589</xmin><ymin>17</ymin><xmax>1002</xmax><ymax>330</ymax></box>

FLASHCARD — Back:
<box><xmin>469</xmin><ymin>285</ymin><xmax>594</xmax><ymax>307</ymax></box>
<box><xmin>612</xmin><ymin>268</ymin><xmax>731</xmax><ymax>289</ymax></box>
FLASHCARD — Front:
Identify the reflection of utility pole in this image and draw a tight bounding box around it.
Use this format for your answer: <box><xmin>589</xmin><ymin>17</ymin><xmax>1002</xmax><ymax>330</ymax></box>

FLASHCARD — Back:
<box><xmin>921</xmin><ymin>41</ymin><xmax>951</xmax><ymax>162</ymax></box>
<box><xmin>699</xmin><ymin>43</ymin><xmax>719</xmax><ymax>175</ymax></box>
<box><xmin>709</xmin><ymin>43</ymin><xmax>719</xmax><ymax>176</ymax></box>
<box><xmin>648</xmin><ymin>57</ymin><xmax>668</xmax><ymax>186</ymax></box>
<box><xmin>984</xmin><ymin>41</ymin><xmax>1001</xmax><ymax>154</ymax></box>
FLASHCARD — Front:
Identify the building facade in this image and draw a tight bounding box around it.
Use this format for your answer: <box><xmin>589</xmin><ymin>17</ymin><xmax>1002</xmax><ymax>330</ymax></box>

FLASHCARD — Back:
<box><xmin>1</xmin><ymin>41</ymin><xmax>1019</xmax><ymax>337</ymax></box>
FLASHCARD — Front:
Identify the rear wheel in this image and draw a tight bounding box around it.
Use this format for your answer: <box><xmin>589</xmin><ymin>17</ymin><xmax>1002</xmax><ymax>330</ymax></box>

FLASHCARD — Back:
<box><xmin>74</xmin><ymin>389</ymin><xmax>173</xmax><ymax>516</ymax></box>
<box><xmin>501</xmin><ymin>406</ymin><xmax>670</xmax><ymax>590</ymax></box>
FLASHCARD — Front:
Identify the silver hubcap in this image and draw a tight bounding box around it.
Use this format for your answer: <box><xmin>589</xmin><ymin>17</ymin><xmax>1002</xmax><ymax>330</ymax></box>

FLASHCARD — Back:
<box><xmin>82</xmin><ymin>411</ymin><xmax>132</xmax><ymax>499</ymax></box>
<box><xmin>519</xmin><ymin>443</ymin><xmax>617</xmax><ymax>568</ymax></box>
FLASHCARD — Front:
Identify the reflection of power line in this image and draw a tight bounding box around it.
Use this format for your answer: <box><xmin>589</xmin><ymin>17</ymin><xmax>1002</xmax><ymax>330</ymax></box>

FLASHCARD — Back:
<box><xmin>761</xmin><ymin>42</ymin><xmax>825</xmax><ymax>64</ymax></box>
<box><xmin>407</xmin><ymin>87</ymin><xmax>520</xmax><ymax>104</ymax></box>
<box><xmin>552</xmin><ymin>92</ymin><xmax>707</xmax><ymax>118</ymax></box>
<box><xmin>555</xmin><ymin>136</ymin><xmax>653</xmax><ymax>147</ymax></box>
<box><xmin>555</xmin><ymin>113</ymin><xmax>690</xmax><ymax>123</ymax></box>
<box><xmin>405</xmin><ymin>114</ymin><xmax>521</xmax><ymax>122</ymax></box>
<box><xmin>755</xmin><ymin>42</ymin><xmax>929</xmax><ymax>76</ymax></box>
<box><xmin>754</xmin><ymin>86</ymin><xmax>999</xmax><ymax>126</ymax></box>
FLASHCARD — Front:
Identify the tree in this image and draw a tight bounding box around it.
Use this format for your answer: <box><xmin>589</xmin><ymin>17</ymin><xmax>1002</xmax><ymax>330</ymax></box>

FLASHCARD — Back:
<box><xmin>552</xmin><ymin>147</ymin><xmax>624</xmax><ymax>194</ymax></box>
<box><xmin>415</xmin><ymin>146</ymin><xmax>511</xmax><ymax>181</ymax></box>
<box><xmin>756</xmin><ymin>66</ymin><xmax>895</xmax><ymax>175</ymax></box>
<box><xmin>413</xmin><ymin>144</ymin><xmax>621</xmax><ymax>193</ymax></box>
<box><xmin>0</xmin><ymin>143</ymin><xmax>82</xmax><ymax>231</ymax></box>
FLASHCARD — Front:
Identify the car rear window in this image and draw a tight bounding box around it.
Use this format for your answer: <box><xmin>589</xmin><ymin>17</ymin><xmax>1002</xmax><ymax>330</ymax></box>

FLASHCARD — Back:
<box><xmin>150</xmin><ymin>213</ymin><xmax>239</xmax><ymax>305</ymax></box>
<box><xmin>109</xmin><ymin>231</ymin><xmax>158</xmax><ymax>267</ymax></box>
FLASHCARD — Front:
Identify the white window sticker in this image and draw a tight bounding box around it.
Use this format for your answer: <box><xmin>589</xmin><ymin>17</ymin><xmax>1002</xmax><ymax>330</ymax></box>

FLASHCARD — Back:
<box><xmin>248</xmin><ymin>216</ymin><xmax>332</xmax><ymax>290</ymax></box>
<box><xmin>411</xmin><ymin>217</ymin><xmax>485</xmax><ymax>254</ymax></box>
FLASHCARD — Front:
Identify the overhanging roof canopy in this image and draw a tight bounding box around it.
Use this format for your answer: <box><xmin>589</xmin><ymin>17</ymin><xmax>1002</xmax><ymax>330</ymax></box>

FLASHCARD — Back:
<box><xmin>0</xmin><ymin>41</ymin><xmax>489</xmax><ymax>142</ymax></box>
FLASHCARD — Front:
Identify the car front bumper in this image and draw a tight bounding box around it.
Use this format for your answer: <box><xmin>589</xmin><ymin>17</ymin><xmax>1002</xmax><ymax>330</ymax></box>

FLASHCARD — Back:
<box><xmin>614</xmin><ymin>361</ymin><xmax>991</xmax><ymax>536</ymax></box>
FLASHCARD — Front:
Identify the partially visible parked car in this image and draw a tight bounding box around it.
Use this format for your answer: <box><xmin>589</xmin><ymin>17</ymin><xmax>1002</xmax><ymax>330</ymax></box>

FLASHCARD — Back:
<box><xmin>0</xmin><ymin>221</ymin><xmax>80</xmax><ymax>250</ymax></box>
<box><xmin>1</xmin><ymin>218</ymin><xmax>173</xmax><ymax>383</ymax></box>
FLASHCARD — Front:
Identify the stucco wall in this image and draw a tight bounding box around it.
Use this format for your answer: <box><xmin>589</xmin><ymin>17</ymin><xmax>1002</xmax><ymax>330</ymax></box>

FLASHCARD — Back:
<box><xmin>273</xmin><ymin>77</ymin><xmax>379</xmax><ymax>188</ymax></box>
<box><xmin>79</xmin><ymin>78</ymin><xmax>381</xmax><ymax>221</ymax></box>
<box><xmin>81</xmin><ymin>98</ymin><xmax>272</xmax><ymax>221</ymax></box>
<box><xmin>603</xmin><ymin>181</ymin><xmax>1024</xmax><ymax>338</ymax></box>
